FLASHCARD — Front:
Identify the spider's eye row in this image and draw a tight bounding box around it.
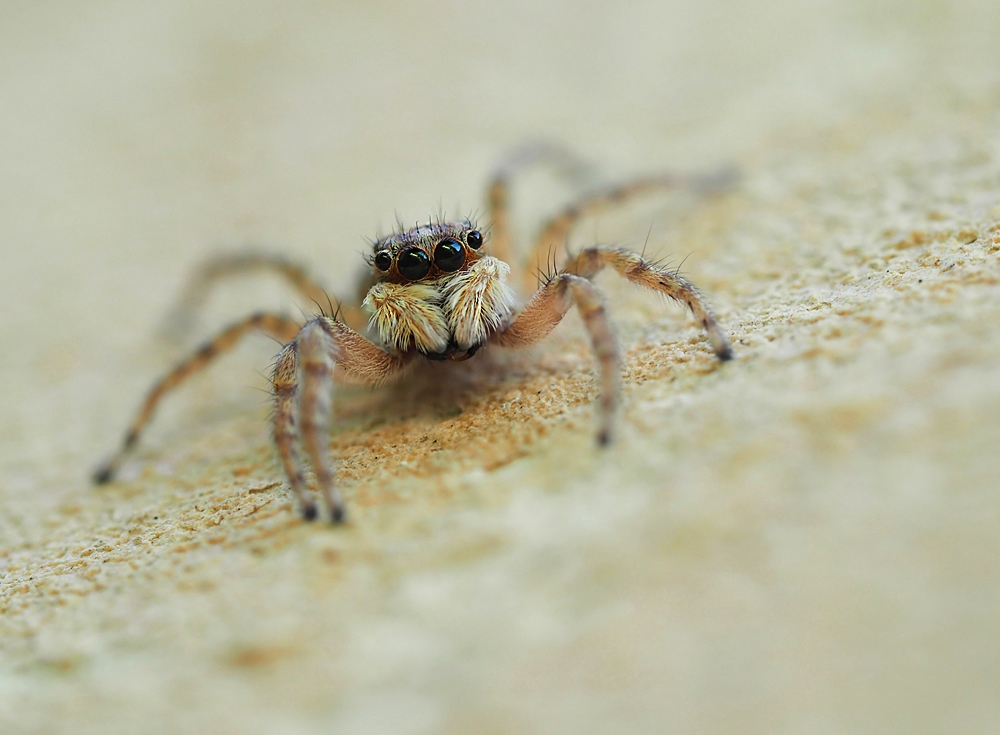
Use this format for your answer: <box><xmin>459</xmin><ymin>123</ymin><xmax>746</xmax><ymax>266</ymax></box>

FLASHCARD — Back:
<box><xmin>466</xmin><ymin>230</ymin><xmax>483</xmax><ymax>250</ymax></box>
<box><xmin>434</xmin><ymin>238</ymin><xmax>465</xmax><ymax>272</ymax></box>
<box><xmin>397</xmin><ymin>247</ymin><xmax>431</xmax><ymax>280</ymax></box>
<box><xmin>374</xmin><ymin>251</ymin><xmax>392</xmax><ymax>271</ymax></box>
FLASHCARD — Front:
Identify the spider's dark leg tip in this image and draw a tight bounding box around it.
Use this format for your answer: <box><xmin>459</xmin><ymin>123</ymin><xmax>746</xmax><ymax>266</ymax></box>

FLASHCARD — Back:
<box><xmin>302</xmin><ymin>504</ymin><xmax>319</xmax><ymax>522</ymax></box>
<box><xmin>93</xmin><ymin>466</ymin><xmax>115</xmax><ymax>485</ymax></box>
<box><xmin>330</xmin><ymin>506</ymin><xmax>346</xmax><ymax>525</ymax></box>
<box><xmin>717</xmin><ymin>346</ymin><xmax>734</xmax><ymax>362</ymax></box>
<box><xmin>597</xmin><ymin>429</ymin><xmax>612</xmax><ymax>447</ymax></box>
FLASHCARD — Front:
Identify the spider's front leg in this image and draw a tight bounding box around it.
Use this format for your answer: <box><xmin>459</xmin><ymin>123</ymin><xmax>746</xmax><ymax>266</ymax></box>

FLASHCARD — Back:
<box><xmin>272</xmin><ymin>317</ymin><xmax>411</xmax><ymax>522</ymax></box>
<box><xmin>94</xmin><ymin>312</ymin><xmax>302</xmax><ymax>484</ymax></box>
<box><xmin>563</xmin><ymin>246</ymin><xmax>733</xmax><ymax>361</ymax></box>
<box><xmin>490</xmin><ymin>247</ymin><xmax>732</xmax><ymax>446</ymax></box>
<box><xmin>492</xmin><ymin>274</ymin><xmax>621</xmax><ymax>445</ymax></box>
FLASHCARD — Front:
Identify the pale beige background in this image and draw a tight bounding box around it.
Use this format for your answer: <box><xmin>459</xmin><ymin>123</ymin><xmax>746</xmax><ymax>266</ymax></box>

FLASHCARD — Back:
<box><xmin>2</xmin><ymin>1</ymin><xmax>1000</xmax><ymax>733</ymax></box>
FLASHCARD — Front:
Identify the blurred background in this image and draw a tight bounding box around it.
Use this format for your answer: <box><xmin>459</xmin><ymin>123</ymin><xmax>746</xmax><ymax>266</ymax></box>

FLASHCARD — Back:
<box><xmin>2</xmin><ymin>1</ymin><xmax>999</xmax><ymax>733</ymax></box>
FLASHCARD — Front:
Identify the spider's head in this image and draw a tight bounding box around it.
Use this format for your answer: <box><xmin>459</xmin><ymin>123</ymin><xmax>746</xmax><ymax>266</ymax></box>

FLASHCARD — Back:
<box><xmin>368</xmin><ymin>221</ymin><xmax>485</xmax><ymax>284</ymax></box>
<box><xmin>362</xmin><ymin>221</ymin><xmax>515</xmax><ymax>357</ymax></box>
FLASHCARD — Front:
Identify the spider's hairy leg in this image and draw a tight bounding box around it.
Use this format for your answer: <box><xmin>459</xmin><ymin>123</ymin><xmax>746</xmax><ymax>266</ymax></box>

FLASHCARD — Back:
<box><xmin>486</xmin><ymin>176</ymin><xmax>514</xmax><ymax>264</ymax></box>
<box><xmin>564</xmin><ymin>246</ymin><xmax>733</xmax><ymax>361</ymax></box>
<box><xmin>93</xmin><ymin>312</ymin><xmax>302</xmax><ymax>485</ymax></box>
<box><xmin>492</xmin><ymin>274</ymin><xmax>621</xmax><ymax>445</ymax></box>
<box><xmin>520</xmin><ymin>176</ymin><xmax>690</xmax><ymax>293</ymax></box>
<box><xmin>486</xmin><ymin>141</ymin><xmax>599</xmax><ymax>270</ymax></box>
<box><xmin>271</xmin><ymin>342</ymin><xmax>316</xmax><ymax>519</ymax></box>
<box><xmin>165</xmin><ymin>252</ymin><xmax>367</xmax><ymax>337</ymax></box>
<box><xmin>273</xmin><ymin>316</ymin><xmax>411</xmax><ymax>522</ymax></box>
<box><xmin>519</xmin><ymin>168</ymin><xmax>740</xmax><ymax>294</ymax></box>
<box><xmin>297</xmin><ymin>321</ymin><xmax>343</xmax><ymax>522</ymax></box>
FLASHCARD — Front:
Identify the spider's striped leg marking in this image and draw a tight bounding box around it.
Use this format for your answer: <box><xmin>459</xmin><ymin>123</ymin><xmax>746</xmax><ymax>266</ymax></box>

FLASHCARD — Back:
<box><xmin>273</xmin><ymin>317</ymin><xmax>410</xmax><ymax>522</ymax></box>
<box><xmin>93</xmin><ymin>312</ymin><xmax>301</xmax><ymax>485</ymax></box>
<box><xmin>492</xmin><ymin>274</ymin><xmax>621</xmax><ymax>445</ymax></box>
<box><xmin>165</xmin><ymin>252</ymin><xmax>366</xmax><ymax>336</ymax></box>
<box><xmin>563</xmin><ymin>246</ymin><xmax>733</xmax><ymax>361</ymax></box>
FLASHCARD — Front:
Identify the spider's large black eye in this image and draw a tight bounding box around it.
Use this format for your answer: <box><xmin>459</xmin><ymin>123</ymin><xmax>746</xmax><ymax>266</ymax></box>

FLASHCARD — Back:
<box><xmin>466</xmin><ymin>230</ymin><xmax>483</xmax><ymax>250</ymax></box>
<box><xmin>374</xmin><ymin>251</ymin><xmax>392</xmax><ymax>271</ymax></box>
<box><xmin>434</xmin><ymin>237</ymin><xmax>465</xmax><ymax>272</ymax></box>
<box><xmin>397</xmin><ymin>247</ymin><xmax>431</xmax><ymax>280</ymax></box>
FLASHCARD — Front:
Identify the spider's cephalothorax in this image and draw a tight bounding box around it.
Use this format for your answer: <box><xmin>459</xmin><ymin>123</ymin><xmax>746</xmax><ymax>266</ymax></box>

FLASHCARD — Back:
<box><xmin>94</xmin><ymin>145</ymin><xmax>735</xmax><ymax>523</ymax></box>
<box><xmin>362</xmin><ymin>222</ymin><xmax>516</xmax><ymax>361</ymax></box>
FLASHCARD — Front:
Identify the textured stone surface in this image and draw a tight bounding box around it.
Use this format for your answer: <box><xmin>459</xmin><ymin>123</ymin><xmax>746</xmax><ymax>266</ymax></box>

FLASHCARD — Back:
<box><xmin>2</xmin><ymin>2</ymin><xmax>999</xmax><ymax>733</ymax></box>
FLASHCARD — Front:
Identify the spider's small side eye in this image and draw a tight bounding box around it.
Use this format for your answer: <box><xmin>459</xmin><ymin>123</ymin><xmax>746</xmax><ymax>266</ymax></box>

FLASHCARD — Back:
<box><xmin>374</xmin><ymin>251</ymin><xmax>392</xmax><ymax>271</ymax></box>
<box><xmin>434</xmin><ymin>238</ymin><xmax>465</xmax><ymax>272</ymax></box>
<box><xmin>397</xmin><ymin>247</ymin><xmax>431</xmax><ymax>280</ymax></box>
<box><xmin>466</xmin><ymin>230</ymin><xmax>483</xmax><ymax>250</ymax></box>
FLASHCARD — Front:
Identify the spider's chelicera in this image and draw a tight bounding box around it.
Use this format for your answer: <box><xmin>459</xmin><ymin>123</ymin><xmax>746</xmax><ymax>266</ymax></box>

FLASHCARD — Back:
<box><xmin>94</xmin><ymin>148</ymin><xmax>734</xmax><ymax>523</ymax></box>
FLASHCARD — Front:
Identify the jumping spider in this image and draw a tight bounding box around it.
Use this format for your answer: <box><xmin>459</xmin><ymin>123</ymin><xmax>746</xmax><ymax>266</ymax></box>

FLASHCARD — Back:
<box><xmin>94</xmin><ymin>147</ymin><xmax>734</xmax><ymax>522</ymax></box>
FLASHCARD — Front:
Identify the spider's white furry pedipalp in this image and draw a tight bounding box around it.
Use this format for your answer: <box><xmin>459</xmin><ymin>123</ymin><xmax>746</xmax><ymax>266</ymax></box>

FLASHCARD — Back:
<box><xmin>442</xmin><ymin>256</ymin><xmax>517</xmax><ymax>350</ymax></box>
<box><xmin>363</xmin><ymin>281</ymin><xmax>450</xmax><ymax>354</ymax></box>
